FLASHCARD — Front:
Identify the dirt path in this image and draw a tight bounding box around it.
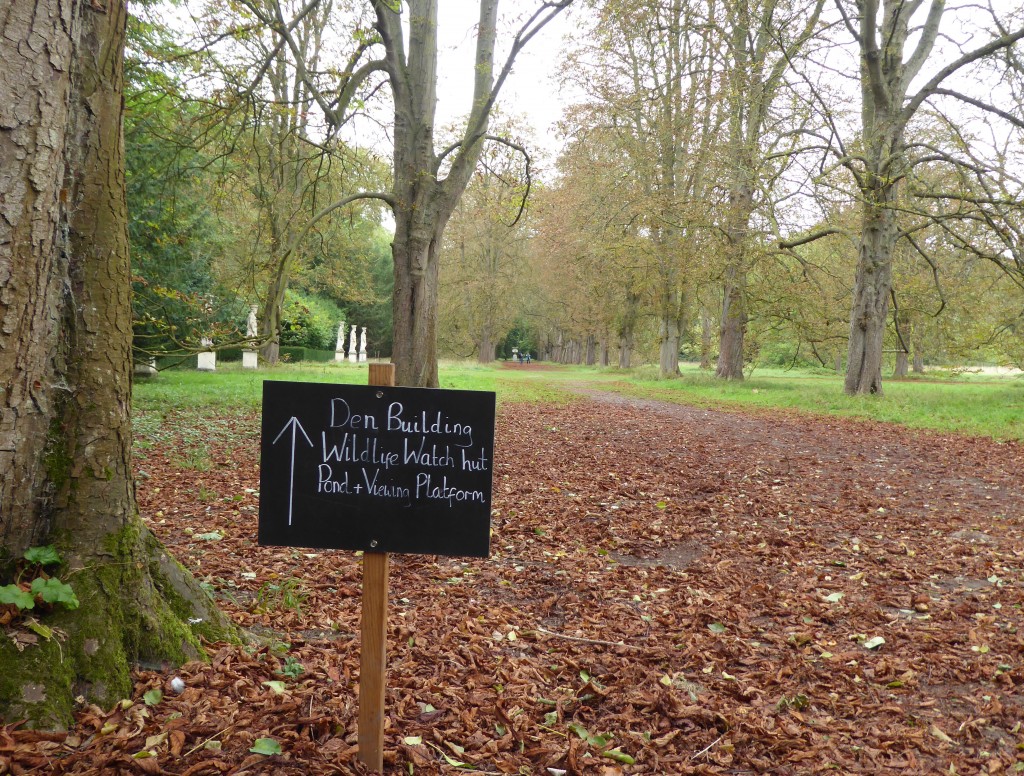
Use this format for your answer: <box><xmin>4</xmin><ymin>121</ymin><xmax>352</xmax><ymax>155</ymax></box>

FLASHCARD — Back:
<box><xmin>7</xmin><ymin>392</ymin><xmax>1024</xmax><ymax>774</ymax></box>
<box><xmin>567</xmin><ymin>386</ymin><xmax>1023</xmax><ymax>526</ymax></box>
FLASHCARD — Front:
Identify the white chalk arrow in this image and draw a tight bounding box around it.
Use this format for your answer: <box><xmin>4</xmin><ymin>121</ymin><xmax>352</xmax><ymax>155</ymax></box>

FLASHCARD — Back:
<box><xmin>273</xmin><ymin>416</ymin><xmax>314</xmax><ymax>526</ymax></box>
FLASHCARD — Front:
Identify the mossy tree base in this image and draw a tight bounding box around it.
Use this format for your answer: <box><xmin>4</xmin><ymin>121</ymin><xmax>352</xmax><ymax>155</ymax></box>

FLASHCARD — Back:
<box><xmin>0</xmin><ymin>520</ymin><xmax>239</xmax><ymax>729</ymax></box>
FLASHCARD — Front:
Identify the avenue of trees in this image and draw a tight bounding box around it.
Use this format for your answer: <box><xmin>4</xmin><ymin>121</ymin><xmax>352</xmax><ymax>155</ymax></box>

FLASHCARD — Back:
<box><xmin>98</xmin><ymin>0</ymin><xmax>1024</xmax><ymax>395</ymax></box>
<box><xmin>522</xmin><ymin>0</ymin><xmax>1024</xmax><ymax>394</ymax></box>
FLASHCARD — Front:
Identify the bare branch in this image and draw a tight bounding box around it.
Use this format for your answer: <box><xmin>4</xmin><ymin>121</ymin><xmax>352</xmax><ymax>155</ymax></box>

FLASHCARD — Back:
<box><xmin>926</xmin><ymin>87</ymin><xmax>1024</xmax><ymax>131</ymax></box>
<box><xmin>903</xmin><ymin>24</ymin><xmax>1024</xmax><ymax>123</ymax></box>
<box><xmin>903</xmin><ymin>0</ymin><xmax>945</xmax><ymax>85</ymax></box>
<box><xmin>779</xmin><ymin>226</ymin><xmax>847</xmax><ymax>249</ymax></box>
<box><xmin>860</xmin><ymin>0</ymin><xmax>891</xmax><ymax>111</ymax></box>
<box><xmin>279</xmin><ymin>191</ymin><xmax>396</xmax><ymax>268</ymax></box>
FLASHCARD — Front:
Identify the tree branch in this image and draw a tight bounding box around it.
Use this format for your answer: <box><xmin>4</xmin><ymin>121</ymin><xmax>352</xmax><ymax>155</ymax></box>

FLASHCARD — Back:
<box><xmin>779</xmin><ymin>226</ymin><xmax>846</xmax><ymax>249</ymax></box>
<box><xmin>903</xmin><ymin>24</ymin><xmax>1024</xmax><ymax>123</ymax></box>
<box><xmin>926</xmin><ymin>87</ymin><xmax>1024</xmax><ymax>131</ymax></box>
<box><xmin>279</xmin><ymin>191</ymin><xmax>397</xmax><ymax>269</ymax></box>
<box><xmin>902</xmin><ymin>0</ymin><xmax>945</xmax><ymax>85</ymax></box>
<box><xmin>860</xmin><ymin>0</ymin><xmax>891</xmax><ymax>111</ymax></box>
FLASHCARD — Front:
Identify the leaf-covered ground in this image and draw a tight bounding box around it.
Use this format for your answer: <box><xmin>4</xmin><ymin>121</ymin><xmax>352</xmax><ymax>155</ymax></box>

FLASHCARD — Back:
<box><xmin>4</xmin><ymin>390</ymin><xmax>1024</xmax><ymax>774</ymax></box>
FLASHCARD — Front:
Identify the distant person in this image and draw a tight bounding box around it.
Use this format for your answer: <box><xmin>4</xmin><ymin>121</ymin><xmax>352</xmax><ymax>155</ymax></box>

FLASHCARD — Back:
<box><xmin>525</xmin><ymin>353</ymin><xmax>531</xmax><ymax>364</ymax></box>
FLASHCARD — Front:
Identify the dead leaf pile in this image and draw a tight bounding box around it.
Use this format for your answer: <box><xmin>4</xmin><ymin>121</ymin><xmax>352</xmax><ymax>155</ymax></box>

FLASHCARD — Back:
<box><xmin>2</xmin><ymin>390</ymin><xmax>1022</xmax><ymax>774</ymax></box>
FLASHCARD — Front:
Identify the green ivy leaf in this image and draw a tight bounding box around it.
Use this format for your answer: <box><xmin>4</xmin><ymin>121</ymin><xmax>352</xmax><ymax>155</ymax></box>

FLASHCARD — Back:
<box><xmin>23</xmin><ymin>546</ymin><xmax>61</xmax><ymax>566</ymax></box>
<box><xmin>30</xmin><ymin>577</ymin><xmax>80</xmax><ymax>610</ymax></box>
<box><xmin>249</xmin><ymin>737</ymin><xmax>282</xmax><ymax>756</ymax></box>
<box><xmin>0</xmin><ymin>584</ymin><xmax>35</xmax><ymax>611</ymax></box>
<box><xmin>707</xmin><ymin>622</ymin><xmax>727</xmax><ymax>634</ymax></box>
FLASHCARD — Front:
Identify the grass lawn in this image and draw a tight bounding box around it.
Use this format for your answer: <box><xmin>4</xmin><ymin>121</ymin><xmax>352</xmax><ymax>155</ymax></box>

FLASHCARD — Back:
<box><xmin>134</xmin><ymin>359</ymin><xmax>1024</xmax><ymax>441</ymax></box>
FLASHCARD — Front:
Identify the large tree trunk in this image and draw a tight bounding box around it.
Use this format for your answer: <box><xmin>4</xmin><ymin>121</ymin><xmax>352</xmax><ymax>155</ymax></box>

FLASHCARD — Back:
<box><xmin>379</xmin><ymin>1</ymin><xmax>483</xmax><ymax>387</ymax></box>
<box><xmin>893</xmin><ymin>350</ymin><xmax>909</xmax><ymax>377</ymax></box>
<box><xmin>259</xmin><ymin>259</ymin><xmax>289</xmax><ymax>364</ymax></box>
<box><xmin>845</xmin><ymin>196</ymin><xmax>896</xmax><ymax>395</ymax></box>
<box><xmin>700</xmin><ymin>308</ymin><xmax>713</xmax><ymax>369</ymax></box>
<box><xmin>392</xmin><ymin>228</ymin><xmax>443</xmax><ymax>386</ymax></box>
<box><xmin>658</xmin><ymin>285</ymin><xmax>682</xmax><ymax>379</ymax></box>
<box><xmin>618</xmin><ymin>287</ymin><xmax>640</xmax><ymax>369</ymax></box>
<box><xmin>477</xmin><ymin>321</ymin><xmax>495</xmax><ymax>364</ymax></box>
<box><xmin>716</xmin><ymin>267</ymin><xmax>747</xmax><ymax>379</ymax></box>
<box><xmin>716</xmin><ymin>180</ymin><xmax>755</xmax><ymax>380</ymax></box>
<box><xmin>0</xmin><ymin>0</ymin><xmax>235</xmax><ymax>728</ymax></box>
<box><xmin>375</xmin><ymin>0</ymin><xmax>568</xmax><ymax>386</ymax></box>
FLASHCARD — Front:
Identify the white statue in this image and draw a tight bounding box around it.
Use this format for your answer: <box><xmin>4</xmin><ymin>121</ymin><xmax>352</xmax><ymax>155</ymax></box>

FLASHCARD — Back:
<box><xmin>243</xmin><ymin>305</ymin><xmax>259</xmax><ymax>368</ymax></box>
<box><xmin>348</xmin><ymin>324</ymin><xmax>358</xmax><ymax>363</ymax></box>
<box><xmin>335</xmin><ymin>321</ymin><xmax>347</xmax><ymax>362</ymax></box>
<box><xmin>359</xmin><ymin>326</ymin><xmax>367</xmax><ymax>362</ymax></box>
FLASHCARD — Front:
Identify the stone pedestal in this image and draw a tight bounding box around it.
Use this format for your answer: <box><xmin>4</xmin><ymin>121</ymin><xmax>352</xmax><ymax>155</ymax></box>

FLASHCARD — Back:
<box><xmin>242</xmin><ymin>350</ymin><xmax>258</xmax><ymax>369</ymax></box>
<box><xmin>134</xmin><ymin>357</ymin><xmax>158</xmax><ymax>378</ymax></box>
<box><xmin>198</xmin><ymin>338</ymin><xmax>215</xmax><ymax>371</ymax></box>
<box><xmin>197</xmin><ymin>351</ymin><xmax>216</xmax><ymax>371</ymax></box>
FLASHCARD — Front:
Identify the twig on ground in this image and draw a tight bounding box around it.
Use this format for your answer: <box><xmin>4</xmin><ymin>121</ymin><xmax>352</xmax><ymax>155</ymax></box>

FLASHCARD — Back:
<box><xmin>531</xmin><ymin>626</ymin><xmax>644</xmax><ymax>650</ymax></box>
<box><xmin>691</xmin><ymin>734</ymin><xmax>724</xmax><ymax>760</ymax></box>
<box><xmin>183</xmin><ymin>724</ymin><xmax>236</xmax><ymax>758</ymax></box>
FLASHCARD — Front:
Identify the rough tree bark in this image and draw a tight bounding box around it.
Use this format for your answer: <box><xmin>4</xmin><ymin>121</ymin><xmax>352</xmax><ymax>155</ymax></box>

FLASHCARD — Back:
<box><xmin>845</xmin><ymin>187</ymin><xmax>898</xmax><ymax>394</ymax></box>
<box><xmin>0</xmin><ymin>0</ymin><xmax>235</xmax><ymax>727</ymax></box>
<box><xmin>716</xmin><ymin>227</ymin><xmax>750</xmax><ymax>379</ymax></box>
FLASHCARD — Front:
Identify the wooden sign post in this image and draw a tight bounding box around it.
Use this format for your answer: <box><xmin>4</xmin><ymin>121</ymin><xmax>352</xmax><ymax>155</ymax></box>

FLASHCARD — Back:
<box><xmin>359</xmin><ymin>363</ymin><xmax>394</xmax><ymax>772</ymax></box>
<box><xmin>256</xmin><ymin>364</ymin><xmax>495</xmax><ymax>772</ymax></box>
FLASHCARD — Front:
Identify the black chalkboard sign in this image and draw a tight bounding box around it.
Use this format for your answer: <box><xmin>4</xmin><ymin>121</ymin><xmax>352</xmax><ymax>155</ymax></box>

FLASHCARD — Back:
<box><xmin>258</xmin><ymin>380</ymin><xmax>495</xmax><ymax>557</ymax></box>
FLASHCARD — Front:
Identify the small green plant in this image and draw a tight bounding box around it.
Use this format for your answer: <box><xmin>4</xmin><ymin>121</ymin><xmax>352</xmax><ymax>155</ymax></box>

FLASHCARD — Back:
<box><xmin>175</xmin><ymin>446</ymin><xmax>211</xmax><ymax>471</ymax></box>
<box><xmin>0</xmin><ymin>545</ymin><xmax>79</xmax><ymax>622</ymax></box>
<box><xmin>277</xmin><ymin>656</ymin><xmax>305</xmax><ymax>679</ymax></box>
<box><xmin>777</xmin><ymin>694</ymin><xmax>810</xmax><ymax>711</ymax></box>
<box><xmin>255</xmin><ymin>578</ymin><xmax>308</xmax><ymax>614</ymax></box>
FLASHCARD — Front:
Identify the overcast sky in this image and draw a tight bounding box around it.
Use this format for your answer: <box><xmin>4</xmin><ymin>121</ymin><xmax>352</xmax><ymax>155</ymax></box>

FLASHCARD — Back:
<box><xmin>432</xmin><ymin>3</ymin><xmax>586</xmax><ymax>165</ymax></box>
